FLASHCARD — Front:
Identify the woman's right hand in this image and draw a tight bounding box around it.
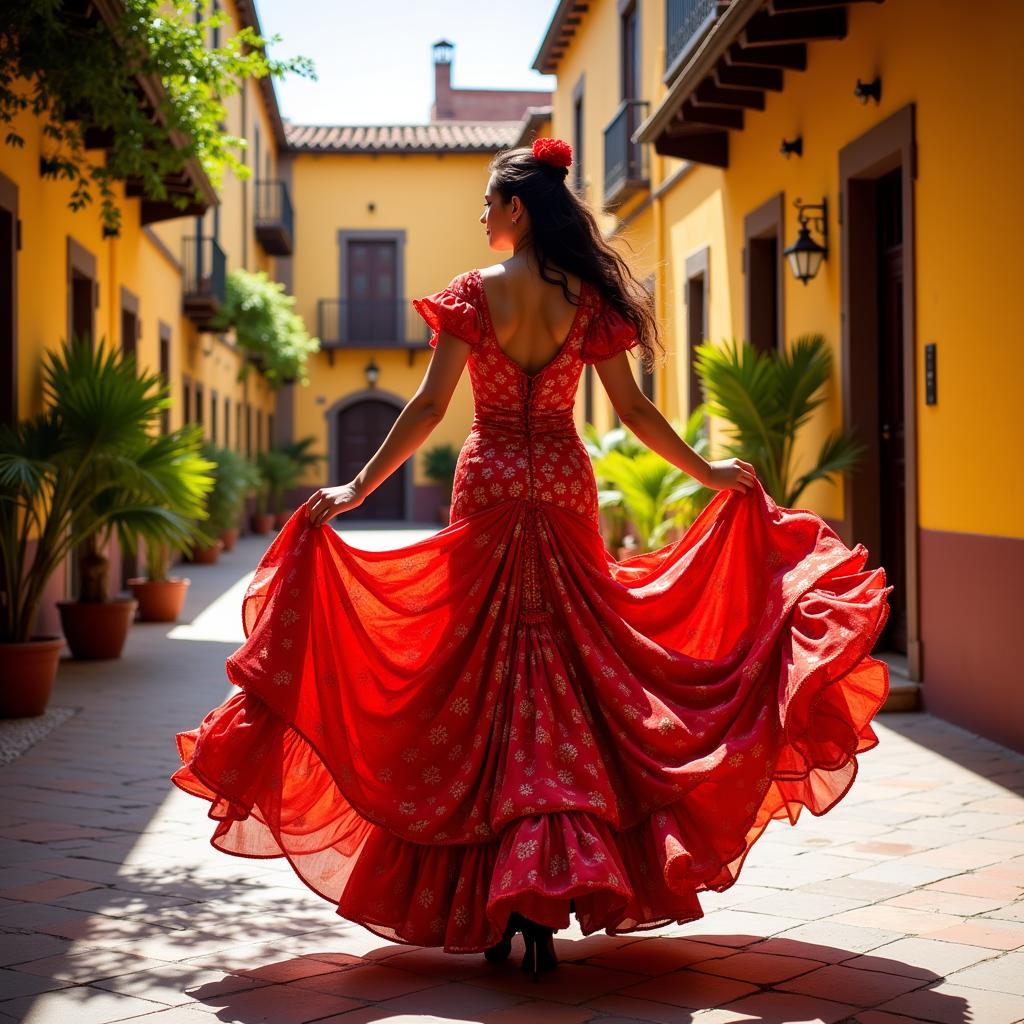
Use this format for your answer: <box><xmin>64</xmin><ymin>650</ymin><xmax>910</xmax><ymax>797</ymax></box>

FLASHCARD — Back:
<box><xmin>701</xmin><ymin>458</ymin><xmax>758</xmax><ymax>493</ymax></box>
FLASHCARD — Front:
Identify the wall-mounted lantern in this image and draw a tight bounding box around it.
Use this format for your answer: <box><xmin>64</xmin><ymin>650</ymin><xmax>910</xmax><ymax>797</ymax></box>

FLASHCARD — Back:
<box><xmin>783</xmin><ymin>196</ymin><xmax>829</xmax><ymax>285</ymax></box>
<box><xmin>780</xmin><ymin>135</ymin><xmax>803</xmax><ymax>159</ymax></box>
<box><xmin>364</xmin><ymin>357</ymin><xmax>380</xmax><ymax>388</ymax></box>
<box><xmin>853</xmin><ymin>75</ymin><xmax>881</xmax><ymax>104</ymax></box>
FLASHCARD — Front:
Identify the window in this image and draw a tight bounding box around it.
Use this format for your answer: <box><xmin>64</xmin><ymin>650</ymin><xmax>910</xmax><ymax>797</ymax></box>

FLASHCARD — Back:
<box><xmin>195</xmin><ymin>381</ymin><xmax>204</xmax><ymax>431</ymax></box>
<box><xmin>744</xmin><ymin>193</ymin><xmax>784</xmax><ymax>354</ymax></box>
<box><xmin>211</xmin><ymin>388</ymin><xmax>218</xmax><ymax>443</ymax></box>
<box><xmin>224</xmin><ymin>395</ymin><xmax>231</xmax><ymax>449</ymax></box>
<box><xmin>182</xmin><ymin>375</ymin><xmax>192</xmax><ymax>423</ymax></box>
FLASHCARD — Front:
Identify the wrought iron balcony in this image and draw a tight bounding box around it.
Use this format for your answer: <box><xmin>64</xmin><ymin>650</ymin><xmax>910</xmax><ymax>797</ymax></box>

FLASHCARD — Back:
<box><xmin>665</xmin><ymin>0</ymin><xmax>724</xmax><ymax>81</ymax></box>
<box><xmin>317</xmin><ymin>297</ymin><xmax>432</xmax><ymax>365</ymax></box>
<box><xmin>603</xmin><ymin>99</ymin><xmax>651</xmax><ymax>210</ymax></box>
<box><xmin>182</xmin><ymin>236</ymin><xmax>226</xmax><ymax>329</ymax></box>
<box><xmin>254</xmin><ymin>179</ymin><xmax>294</xmax><ymax>256</ymax></box>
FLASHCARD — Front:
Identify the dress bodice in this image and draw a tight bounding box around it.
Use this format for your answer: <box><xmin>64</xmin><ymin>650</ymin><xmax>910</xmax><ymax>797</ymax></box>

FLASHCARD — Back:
<box><xmin>411</xmin><ymin>268</ymin><xmax>642</xmax><ymax>526</ymax></box>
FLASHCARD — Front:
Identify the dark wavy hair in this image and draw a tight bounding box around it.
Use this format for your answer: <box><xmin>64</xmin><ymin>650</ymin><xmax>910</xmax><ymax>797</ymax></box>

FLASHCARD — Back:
<box><xmin>487</xmin><ymin>142</ymin><xmax>665</xmax><ymax>372</ymax></box>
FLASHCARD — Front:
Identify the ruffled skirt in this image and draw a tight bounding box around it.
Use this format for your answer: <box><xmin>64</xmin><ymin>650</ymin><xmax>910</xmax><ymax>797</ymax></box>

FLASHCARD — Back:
<box><xmin>171</xmin><ymin>481</ymin><xmax>890</xmax><ymax>953</ymax></box>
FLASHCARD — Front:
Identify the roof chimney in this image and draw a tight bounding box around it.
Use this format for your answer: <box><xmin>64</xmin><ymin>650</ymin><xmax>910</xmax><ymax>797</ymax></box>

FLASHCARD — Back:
<box><xmin>432</xmin><ymin>39</ymin><xmax>455</xmax><ymax>120</ymax></box>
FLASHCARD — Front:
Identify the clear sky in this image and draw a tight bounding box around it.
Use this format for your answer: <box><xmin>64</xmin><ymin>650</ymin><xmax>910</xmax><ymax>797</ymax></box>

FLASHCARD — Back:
<box><xmin>253</xmin><ymin>0</ymin><xmax>559</xmax><ymax>126</ymax></box>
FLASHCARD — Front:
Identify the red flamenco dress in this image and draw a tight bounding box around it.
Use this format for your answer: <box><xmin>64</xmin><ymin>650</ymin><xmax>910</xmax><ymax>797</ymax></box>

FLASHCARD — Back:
<box><xmin>171</xmin><ymin>268</ymin><xmax>891</xmax><ymax>954</ymax></box>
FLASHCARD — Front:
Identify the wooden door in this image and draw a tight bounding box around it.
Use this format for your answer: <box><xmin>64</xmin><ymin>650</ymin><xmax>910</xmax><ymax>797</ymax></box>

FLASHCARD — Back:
<box><xmin>346</xmin><ymin>241</ymin><xmax>398</xmax><ymax>343</ymax></box>
<box><xmin>336</xmin><ymin>400</ymin><xmax>405</xmax><ymax>520</ymax></box>
<box><xmin>876</xmin><ymin>167</ymin><xmax>907</xmax><ymax>652</ymax></box>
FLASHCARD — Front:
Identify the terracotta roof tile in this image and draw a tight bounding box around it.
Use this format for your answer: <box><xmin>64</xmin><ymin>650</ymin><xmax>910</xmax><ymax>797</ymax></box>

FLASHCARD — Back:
<box><xmin>283</xmin><ymin>121</ymin><xmax>525</xmax><ymax>154</ymax></box>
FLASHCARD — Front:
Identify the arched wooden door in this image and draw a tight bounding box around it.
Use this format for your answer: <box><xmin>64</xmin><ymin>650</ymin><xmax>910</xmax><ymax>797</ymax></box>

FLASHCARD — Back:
<box><xmin>335</xmin><ymin>399</ymin><xmax>405</xmax><ymax>520</ymax></box>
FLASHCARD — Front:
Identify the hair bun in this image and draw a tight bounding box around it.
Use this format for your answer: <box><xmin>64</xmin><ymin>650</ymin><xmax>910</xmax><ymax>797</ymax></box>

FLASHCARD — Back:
<box><xmin>532</xmin><ymin>137</ymin><xmax>573</xmax><ymax>170</ymax></box>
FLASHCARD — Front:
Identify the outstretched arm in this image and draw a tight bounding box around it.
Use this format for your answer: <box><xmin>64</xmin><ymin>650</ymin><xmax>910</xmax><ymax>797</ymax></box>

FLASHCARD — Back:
<box><xmin>306</xmin><ymin>332</ymin><xmax>471</xmax><ymax>527</ymax></box>
<box><xmin>594</xmin><ymin>352</ymin><xmax>757</xmax><ymax>493</ymax></box>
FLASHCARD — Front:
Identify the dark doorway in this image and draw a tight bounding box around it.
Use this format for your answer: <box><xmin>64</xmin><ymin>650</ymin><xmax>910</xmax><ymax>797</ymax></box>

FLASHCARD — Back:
<box><xmin>744</xmin><ymin>193</ymin><xmax>784</xmax><ymax>354</ymax></box>
<box><xmin>0</xmin><ymin>174</ymin><xmax>16</xmax><ymax>427</ymax></box>
<box><xmin>345</xmin><ymin>240</ymin><xmax>398</xmax><ymax>343</ymax></box>
<box><xmin>685</xmin><ymin>246</ymin><xmax>709</xmax><ymax>416</ymax></box>
<box><xmin>335</xmin><ymin>399</ymin><xmax>405</xmax><ymax>520</ymax></box>
<box><xmin>119</xmin><ymin>290</ymin><xmax>140</xmax><ymax>590</ymax></box>
<box><xmin>875</xmin><ymin>166</ymin><xmax>907</xmax><ymax>652</ymax></box>
<box><xmin>159</xmin><ymin>323</ymin><xmax>171</xmax><ymax>435</ymax></box>
<box><xmin>840</xmin><ymin>103</ymin><xmax>919</xmax><ymax>674</ymax></box>
<box><xmin>68</xmin><ymin>237</ymin><xmax>97</xmax><ymax>351</ymax></box>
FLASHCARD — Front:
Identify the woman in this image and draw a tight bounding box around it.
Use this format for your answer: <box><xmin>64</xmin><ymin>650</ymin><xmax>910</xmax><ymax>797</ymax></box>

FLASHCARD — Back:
<box><xmin>172</xmin><ymin>138</ymin><xmax>890</xmax><ymax>983</ymax></box>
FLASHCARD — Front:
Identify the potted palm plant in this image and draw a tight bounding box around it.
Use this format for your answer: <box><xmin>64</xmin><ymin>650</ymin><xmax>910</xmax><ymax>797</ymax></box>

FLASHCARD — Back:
<box><xmin>0</xmin><ymin>338</ymin><xmax>215</xmax><ymax>708</ymax></box>
<box><xmin>216</xmin><ymin>448</ymin><xmax>260</xmax><ymax>550</ymax></box>
<box><xmin>252</xmin><ymin>449</ymin><xmax>301</xmax><ymax>534</ymax></box>
<box><xmin>693</xmin><ymin>334</ymin><xmax>865</xmax><ymax>506</ymax></box>
<box><xmin>422</xmin><ymin>444</ymin><xmax>459</xmax><ymax>524</ymax></box>
<box><xmin>187</xmin><ymin>442</ymin><xmax>252</xmax><ymax>563</ymax></box>
<box><xmin>271</xmin><ymin>437</ymin><xmax>324</xmax><ymax>527</ymax></box>
<box><xmin>590</xmin><ymin>409</ymin><xmax>714</xmax><ymax>558</ymax></box>
<box><xmin>127</xmin><ymin>539</ymin><xmax>189</xmax><ymax>622</ymax></box>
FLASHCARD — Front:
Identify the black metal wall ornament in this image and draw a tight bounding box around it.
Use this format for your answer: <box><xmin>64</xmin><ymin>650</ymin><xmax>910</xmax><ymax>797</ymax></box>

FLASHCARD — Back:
<box><xmin>854</xmin><ymin>76</ymin><xmax>882</xmax><ymax>105</ymax></box>
<box><xmin>780</xmin><ymin>136</ymin><xmax>803</xmax><ymax>159</ymax></box>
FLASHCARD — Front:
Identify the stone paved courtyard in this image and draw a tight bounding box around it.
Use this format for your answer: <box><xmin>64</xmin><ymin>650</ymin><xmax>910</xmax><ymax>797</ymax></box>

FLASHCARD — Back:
<box><xmin>1</xmin><ymin>525</ymin><xmax>1022</xmax><ymax>1024</ymax></box>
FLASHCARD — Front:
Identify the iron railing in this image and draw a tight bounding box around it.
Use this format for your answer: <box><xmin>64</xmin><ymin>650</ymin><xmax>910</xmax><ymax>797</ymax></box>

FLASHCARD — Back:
<box><xmin>317</xmin><ymin>297</ymin><xmax>431</xmax><ymax>347</ymax></box>
<box><xmin>665</xmin><ymin>0</ymin><xmax>720</xmax><ymax>77</ymax></box>
<box><xmin>182</xmin><ymin>236</ymin><xmax>226</xmax><ymax>305</ymax></box>
<box><xmin>253</xmin><ymin>179</ymin><xmax>294</xmax><ymax>254</ymax></box>
<box><xmin>604</xmin><ymin>99</ymin><xmax>651</xmax><ymax>204</ymax></box>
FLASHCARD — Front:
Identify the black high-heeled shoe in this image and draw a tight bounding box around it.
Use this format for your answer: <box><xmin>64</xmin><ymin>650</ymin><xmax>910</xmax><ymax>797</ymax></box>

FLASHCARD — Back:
<box><xmin>519</xmin><ymin>918</ymin><xmax>558</xmax><ymax>982</ymax></box>
<box><xmin>484</xmin><ymin>911</ymin><xmax>527</xmax><ymax>963</ymax></box>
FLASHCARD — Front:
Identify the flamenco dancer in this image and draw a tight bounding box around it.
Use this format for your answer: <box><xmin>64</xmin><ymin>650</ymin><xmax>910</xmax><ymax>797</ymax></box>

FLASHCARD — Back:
<box><xmin>172</xmin><ymin>137</ymin><xmax>890</xmax><ymax>983</ymax></box>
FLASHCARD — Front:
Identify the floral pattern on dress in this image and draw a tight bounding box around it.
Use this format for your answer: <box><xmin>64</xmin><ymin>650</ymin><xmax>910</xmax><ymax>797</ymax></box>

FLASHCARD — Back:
<box><xmin>171</xmin><ymin>267</ymin><xmax>892</xmax><ymax>956</ymax></box>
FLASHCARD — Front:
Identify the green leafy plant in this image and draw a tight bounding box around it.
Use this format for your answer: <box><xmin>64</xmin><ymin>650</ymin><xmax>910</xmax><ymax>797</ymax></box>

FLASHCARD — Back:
<box><xmin>0</xmin><ymin>336</ymin><xmax>216</xmax><ymax>639</ymax></box>
<box><xmin>584</xmin><ymin>409</ymin><xmax>714</xmax><ymax>552</ymax></box>
<box><xmin>210</xmin><ymin>269</ymin><xmax>320</xmax><ymax>388</ymax></box>
<box><xmin>0</xmin><ymin>0</ymin><xmax>315</xmax><ymax>234</ymax></box>
<box><xmin>694</xmin><ymin>334</ymin><xmax>865</xmax><ymax>506</ymax></box>
<box><xmin>200</xmin><ymin>441</ymin><xmax>260</xmax><ymax>535</ymax></box>
<box><xmin>421</xmin><ymin>444</ymin><xmax>459</xmax><ymax>502</ymax></box>
<box><xmin>276</xmin><ymin>436</ymin><xmax>326</xmax><ymax>478</ymax></box>
<box><xmin>254</xmin><ymin>449</ymin><xmax>302</xmax><ymax>517</ymax></box>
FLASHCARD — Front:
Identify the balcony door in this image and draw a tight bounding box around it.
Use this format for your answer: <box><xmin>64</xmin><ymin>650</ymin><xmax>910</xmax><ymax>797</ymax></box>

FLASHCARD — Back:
<box><xmin>346</xmin><ymin>240</ymin><xmax>398</xmax><ymax>344</ymax></box>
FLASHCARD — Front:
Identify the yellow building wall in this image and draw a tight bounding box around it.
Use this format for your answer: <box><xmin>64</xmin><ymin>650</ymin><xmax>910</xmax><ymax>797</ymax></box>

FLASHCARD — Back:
<box><xmin>287</xmin><ymin>151</ymin><xmax>500</xmax><ymax>491</ymax></box>
<box><xmin>3</xmin><ymin>53</ymin><xmax>280</xmax><ymax>455</ymax></box>
<box><xmin>550</xmin><ymin>0</ymin><xmax>1023</xmax><ymax>538</ymax></box>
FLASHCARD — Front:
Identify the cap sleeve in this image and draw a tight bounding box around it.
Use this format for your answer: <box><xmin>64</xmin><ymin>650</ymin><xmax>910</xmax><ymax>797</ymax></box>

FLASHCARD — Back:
<box><xmin>580</xmin><ymin>300</ymin><xmax>639</xmax><ymax>364</ymax></box>
<box><xmin>411</xmin><ymin>274</ymin><xmax>485</xmax><ymax>349</ymax></box>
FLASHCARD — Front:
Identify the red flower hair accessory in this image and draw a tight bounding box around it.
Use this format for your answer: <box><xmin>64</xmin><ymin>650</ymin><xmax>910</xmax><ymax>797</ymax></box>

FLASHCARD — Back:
<box><xmin>532</xmin><ymin>137</ymin><xmax>573</xmax><ymax>169</ymax></box>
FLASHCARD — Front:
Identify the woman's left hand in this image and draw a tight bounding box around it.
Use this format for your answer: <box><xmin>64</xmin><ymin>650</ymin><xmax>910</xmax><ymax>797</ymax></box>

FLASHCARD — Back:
<box><xmin>306</xmin><ymin>482</ymin><xmax>364</xmax><ymax>527</ymax></box>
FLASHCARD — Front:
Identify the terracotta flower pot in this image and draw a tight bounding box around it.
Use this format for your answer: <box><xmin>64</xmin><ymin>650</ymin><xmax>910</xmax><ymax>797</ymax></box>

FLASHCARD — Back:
<box><xmin>190</xmin><ymin>540</ymin><xmax>223</xmax><ymax>564</ymax></box>
<box><xmin>57</xmin><ymin>598</ymin><xmax>138</xmax><ymax>660</ymax></box>
<box><xmin>274</xmin><ymin>508</ymin><xmax>293</xmax><ymax>529</ymax></box>
<box><xmin>127</xmin><ymin>576</ymin><xmax>191</xmax><ymax>622</ymax></box>
<box><xmin>0</xmin><ymin>636</ymin><xmax>64</xmax><ymax>717</ymax></box>
<box><xmin>220</xmin><ymin>526</ymin><xmax>240</xmax><ymax>552</ymax></box>
<box><xmin>438</xmin><ymin>503</ymin><xmax>451</xmax><ymax>526</ymax></box>
<box><xmin>251</xmin><ymin>512</ymin><xmax>276</xmax><ymax>535</ymax></box>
